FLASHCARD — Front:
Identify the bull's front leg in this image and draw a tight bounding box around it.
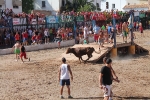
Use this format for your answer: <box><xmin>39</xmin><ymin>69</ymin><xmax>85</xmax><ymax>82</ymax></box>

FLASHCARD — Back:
<box><xmin>79</xmin><ymin>57</ymin><xmax>81</xmax><ymax>63</ymax></box>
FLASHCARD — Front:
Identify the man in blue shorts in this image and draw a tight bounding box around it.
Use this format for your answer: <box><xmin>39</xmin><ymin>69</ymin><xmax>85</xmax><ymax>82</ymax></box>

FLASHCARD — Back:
<box><xmin>58</xmin><ymin>57</ymin><xmax>73</xmax><ymax>99</ymax></box>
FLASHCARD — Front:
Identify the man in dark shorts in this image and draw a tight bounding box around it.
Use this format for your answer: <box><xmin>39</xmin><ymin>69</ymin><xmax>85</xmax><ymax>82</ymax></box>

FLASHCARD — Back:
<box><xmin>20</xmin><ymin>44</ymin><xmax>30</xmax><ymax>63</ymax></box>
<box><xmin>58</xmin><ymin>57</ymin><xmax>73</xmax><ymax>99</ymax></box>
<box><xmin>99</xmin><ymin>58</ymin><xmax>119</xmax><ymax>100</ymax></box>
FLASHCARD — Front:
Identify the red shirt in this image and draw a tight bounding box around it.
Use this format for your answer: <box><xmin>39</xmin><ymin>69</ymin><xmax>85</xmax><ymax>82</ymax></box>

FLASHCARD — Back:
<box><xmin>139</xmin><ymin>26</ymin><xmax>143</xmax><ymax>31</ymax></box>
<box><xmin>32</xmin><ymin>35</ymin><xmax>36</xmax><ymax>40</ymax></box>
<box><xmin>23</xmin><ymin>32</ymin><xmax>28</xmax><ymax>38</ymax></box>
<box><xmin>15</xmin><ymin>34</ymin><xmax>20</xmax><ymax>41</ymax></box>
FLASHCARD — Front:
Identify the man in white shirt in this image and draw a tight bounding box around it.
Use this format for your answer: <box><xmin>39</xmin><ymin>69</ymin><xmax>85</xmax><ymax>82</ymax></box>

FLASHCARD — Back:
<box><xmin>82</xmin><ymin>24</ymin><xmax>89</xmax><ymax>44</ymax></box>
<box><xmin>58</xmin><ymin>57</ymin><xmax>73</xmax><ymax>99</ymax></box>
<box><xmin>44</xmin><ymin>29</ymin><xmax>49</xmax><ymax>43</ymax></box>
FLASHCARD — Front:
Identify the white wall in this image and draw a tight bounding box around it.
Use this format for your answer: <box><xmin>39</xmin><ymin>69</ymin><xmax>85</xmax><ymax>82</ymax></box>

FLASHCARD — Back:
<box><xmin>34</xmin><ymin>0</ymin><xmax>60</xmax><ymax>15</ymax></box>
<box><xmin>101</xmin><ymin>0</ymin><xmax>127</xmax><ymax>11</ymax></box>
<box><xmin>0</xmin><ymin>37</ymin><xmax>95</xmax><ymax>55</ymax></box>
<box><xmin>1</xmin><ymin>0</ymin><xmax>22</xmax><ymax>14</ymax></box>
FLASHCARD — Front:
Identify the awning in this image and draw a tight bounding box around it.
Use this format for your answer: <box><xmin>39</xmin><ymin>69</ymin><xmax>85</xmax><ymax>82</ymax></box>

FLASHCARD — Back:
<box><xmin>12</xmin><ymin>0</ymin><xmax>22</xmax><ymax>6</ymax></box>
<box><xmin>0</xmin><ymin>0</ymin><xmax>5</xmax><ymax>5</ymax></box>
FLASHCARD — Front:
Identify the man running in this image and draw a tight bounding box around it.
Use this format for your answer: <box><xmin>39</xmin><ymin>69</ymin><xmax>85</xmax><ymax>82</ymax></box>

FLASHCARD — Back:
<box><xmin>20</xmin><ymin>44</ymin><xmax>30</xmax><ymax>63</ymax></box>
<box><xmin>58</xmin><ymin>57</ymin><xmax>73</xmax><ymax>99</ymax></box>
<box><xmin>12</xmin><ymin>41</ymin><xmax>21</xmax><ymax>61</ymax></box>
<box><xmin>99</xmin><ymin>58</ymin><xmax>119</xmax><ymax>100</ymax></box>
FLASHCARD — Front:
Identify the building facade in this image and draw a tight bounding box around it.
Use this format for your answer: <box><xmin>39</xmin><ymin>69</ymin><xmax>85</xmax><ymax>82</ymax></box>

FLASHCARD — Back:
<box><xmin>33</xmin><ymin>0</ymin><xmax>101</xmax><ymax>15</ymax></box>
<box><xmin>100</xmin><ymin>0</ymin><xmax>149</xmax><ymax>11</ymax></box>
<box><xmin>0</xmin><ymin>0</ymin><xmax>22</xmax><ymax>14</ymax></box>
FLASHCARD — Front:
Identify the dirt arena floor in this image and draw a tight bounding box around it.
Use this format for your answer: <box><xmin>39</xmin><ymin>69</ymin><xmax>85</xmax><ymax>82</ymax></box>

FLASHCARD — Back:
<box><xmin>0</xmin><ymin>31</ymin><xmax>150</xmax><ymax>100</ymax></box>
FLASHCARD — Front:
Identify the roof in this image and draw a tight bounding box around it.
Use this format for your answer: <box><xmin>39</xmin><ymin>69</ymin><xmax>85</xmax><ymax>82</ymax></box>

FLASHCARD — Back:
<box><xmin>12</xmin><ymin>0</ymin><xmax>22</xmax><ymax>6</ymax></box>
<box><xmin>123</xmin><ymin>4</ymin><xmax>149</xmax><ymax>9</ymax></box>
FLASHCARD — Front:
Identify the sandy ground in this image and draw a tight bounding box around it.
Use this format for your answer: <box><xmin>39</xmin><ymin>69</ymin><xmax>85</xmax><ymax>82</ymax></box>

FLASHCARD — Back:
<box><xmin>0</xmin><ymin>30</ymin><xmax>150</xmax><ymax>100</ymax></box>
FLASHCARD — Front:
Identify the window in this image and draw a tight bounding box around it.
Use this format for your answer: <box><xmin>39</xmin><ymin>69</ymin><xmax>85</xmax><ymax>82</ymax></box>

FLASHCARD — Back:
<box><xmin>0</xmin><ymin>5</ymin><xmax>2</xmax><ymax>8</ymax></box>
<box><xmin>42</xmin><ymin>1</ymin><xmax>46</xmax><ymax>7</ymax></box>
<box><xmin>106</xmin><ymin>2</ymin><xmax>109</xmax><ymax>9</ymax></box>
<box><xmin>96</xmin><ymin>3</ymin><xmax>99</xmax><ymax>8</ymax></box>
<box><xmin>112</xmin><ymin>4</ymin><xmax>115</xmax><ymax>9</ymax></box>
<box><xmin>62</xmin><ymin>0</ymin><xmax>65</xmax><ymax>6</ymax></box>
<box><xmin>13</xmin><ymin>6</ymin><xmax>19</xmax><ymax>9</ymax></box>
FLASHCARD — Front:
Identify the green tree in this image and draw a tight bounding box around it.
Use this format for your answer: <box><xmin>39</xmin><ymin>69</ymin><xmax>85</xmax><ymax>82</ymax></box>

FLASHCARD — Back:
<box><xmin>22</xmin><ymin>0</ymin><xmax>34</xmax><ymax>14</ymax></box>
<box><xmin>60</xmin><ymin>0</ymin><xmax>96</xmax><ymax>12</ymax></box>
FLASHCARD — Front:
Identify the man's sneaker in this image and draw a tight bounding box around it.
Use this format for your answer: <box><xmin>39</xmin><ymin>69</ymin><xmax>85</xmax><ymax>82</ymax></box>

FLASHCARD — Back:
<box><xmin>68</xmin><ymin>95</ymin><xmax>73</xmax><ymax>99</ymax></box>
<box><xmin>60</xmin><ymin>95</ymin><xmax>64</xmax><ymax>99</ymax></box>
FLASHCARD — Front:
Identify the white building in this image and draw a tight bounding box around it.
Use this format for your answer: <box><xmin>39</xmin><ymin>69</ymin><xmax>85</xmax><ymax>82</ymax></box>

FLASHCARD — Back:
<box><xmin>100</xmin><ymin>0</ymin><xmax>149</xmax><ymax>11</ymax></box>
<box><xmin>33</xmin><ymin>0</ymin><xmax>68</xmax><ymax>15</ymax></box>
<box><xmin>33</xmin><ymin>0</ymin><xmax>102</xmax><ymax>15</ymax></box>
<box><xmin>0</xmin><ymin>0</ymin><xmax>22</xmax><ymax>14</ymax></box>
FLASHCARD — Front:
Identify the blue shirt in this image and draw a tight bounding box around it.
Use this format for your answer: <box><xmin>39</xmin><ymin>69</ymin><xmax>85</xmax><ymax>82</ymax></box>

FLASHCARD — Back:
<box><xmin>108</xmin><ymin>26</ymin><xmax>112</xmax><ymax>34</ymax></box>
<box><xmin>93</xmin><ymin>26</ymin><xmax>100</xmax><ymax>34</ymax></box>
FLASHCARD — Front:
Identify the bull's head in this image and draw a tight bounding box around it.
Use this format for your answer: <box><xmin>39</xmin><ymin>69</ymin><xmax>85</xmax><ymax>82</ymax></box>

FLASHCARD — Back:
<box><xmin>66</xmin><ymin>48</ymin><xmax>73</xmax><ymax>54</ymax></box>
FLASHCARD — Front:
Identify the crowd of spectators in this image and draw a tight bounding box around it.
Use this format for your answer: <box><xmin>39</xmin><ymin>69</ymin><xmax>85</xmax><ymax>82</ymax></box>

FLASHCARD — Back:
<box><xmin>0</xmin><ymin>8</ymin><xmax>149</xmax><ymax>49</ymax></box>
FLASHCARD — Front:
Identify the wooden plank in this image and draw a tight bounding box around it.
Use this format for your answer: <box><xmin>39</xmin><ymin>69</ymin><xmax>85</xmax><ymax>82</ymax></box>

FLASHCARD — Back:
<box><xmin>116</xmin><ymin>42</ymin><xmax>131</xmax><ymax>48</ymax></box>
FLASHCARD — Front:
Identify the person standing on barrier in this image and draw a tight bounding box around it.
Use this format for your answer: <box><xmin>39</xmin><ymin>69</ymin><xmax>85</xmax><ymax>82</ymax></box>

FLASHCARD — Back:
<box><xmin>58</xmin><ymin>57</ymin><xmax>73</xmax><ymax>99</ymax></box>
<box><xmin>82</xmin><ymin>24</ymin><xmax>89</xmax><ymax>44</ymax></box>
<box><xmin>99</xmin><ymin>58</ymin><xmax>120</xmax><ymax>100</ymax></box>
<box><xmin>93</xmin><ymin>23</ymin><xmax>100</xmax><ymax>43</ymax></box>
<box><xmin>122</xmin><ymin>22</ymin><xmax>128</xmax><ymax>43</ymax></box>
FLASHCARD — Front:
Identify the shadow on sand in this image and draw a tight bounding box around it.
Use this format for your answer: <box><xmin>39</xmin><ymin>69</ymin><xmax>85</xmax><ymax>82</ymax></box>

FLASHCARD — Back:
<box><xmin>71</xmin><ymin>96</ymin><xmax>150</xmax><ymax>99</ymax></box>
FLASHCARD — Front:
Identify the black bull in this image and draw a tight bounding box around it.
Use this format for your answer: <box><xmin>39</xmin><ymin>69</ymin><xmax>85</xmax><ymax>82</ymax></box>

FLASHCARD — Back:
<box><xmin>66</xmin><ymin>47</ymin><xmax>101</xmax><ymax>62</ymax></box>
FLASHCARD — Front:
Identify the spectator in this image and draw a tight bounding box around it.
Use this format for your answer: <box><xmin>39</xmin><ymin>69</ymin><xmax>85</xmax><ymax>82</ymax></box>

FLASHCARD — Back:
<box><xmin>22</xmin><ymin>30</ymin><xmax>28</xmax><ymax>46</ymax></box>
<box><xmin>15</xmin><ymin>32</ymin><xmax>20</xmax><ymax>42</ymax></box>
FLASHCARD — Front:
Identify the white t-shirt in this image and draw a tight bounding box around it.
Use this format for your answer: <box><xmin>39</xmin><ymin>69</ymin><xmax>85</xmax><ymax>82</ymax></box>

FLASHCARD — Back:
<box><xmin>84</xmin><ymin>27</ymin><xmax>89</xmax><ymax>38</ymax></box>
<box><xmin>44</xmin><ymin>30</ymin><xmax>48</xmax><ymax>36</ymax></box>
<box><xmin>60</xmin><ymin>64</ymin><xmax>70</xmax><ymax>80</ymax></box>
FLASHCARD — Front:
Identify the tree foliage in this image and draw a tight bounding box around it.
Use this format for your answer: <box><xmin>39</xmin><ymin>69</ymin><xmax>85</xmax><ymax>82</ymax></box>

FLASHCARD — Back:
<box><xmin>60</xmin><ymin>0</ymin><xmax>96</xmax><ymax>12</ymax></box>
<box><xmin>22</xmin><ymin>0</ymin><xmax>34</xmax><ymax>14</ymax></box>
